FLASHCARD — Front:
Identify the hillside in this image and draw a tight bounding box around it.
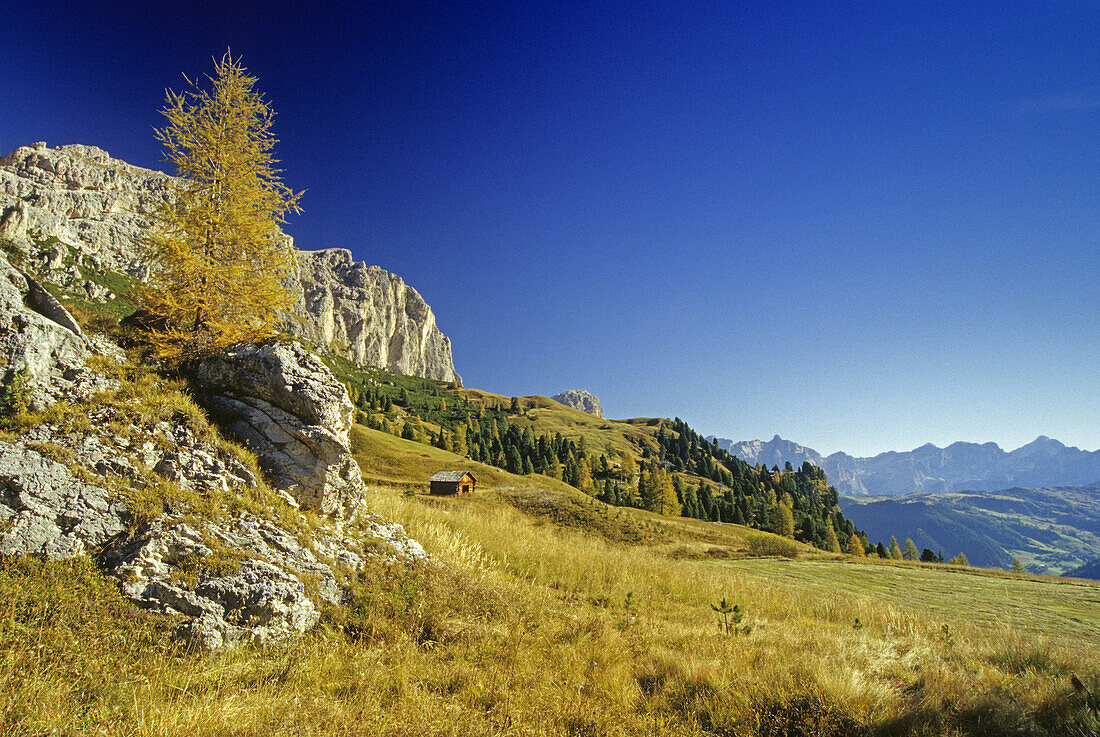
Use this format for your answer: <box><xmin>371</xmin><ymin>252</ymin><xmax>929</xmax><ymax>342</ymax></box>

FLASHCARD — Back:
<box><xmin>840</xmin><ymin>485</ymin><xmax>1100</xmax><ymax>575</ymax></box>
<box><xmin>8</xmin><ymin>412</ymin><xmax>1100</xmax><ymax>734</ymax></box>
<box><xmin>714</xmin><ymin>434</ymin><xmax>1100</xmax><ymax>497</ymax></box>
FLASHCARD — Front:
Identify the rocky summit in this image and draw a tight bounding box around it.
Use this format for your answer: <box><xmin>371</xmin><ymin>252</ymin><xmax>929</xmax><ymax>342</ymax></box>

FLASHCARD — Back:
<box><xmin>551</xmin><ymin>389</ymin><xmax>604</xmax><ymax>418</ymax></box>
<box><xmin>291</xmin><ymin>248</ymin><xmax>459</xmax><ymax>383</ymax></box>
<box><xmin>0</xmin><ymin>142</ymin><xmax>460</xmax><ymax>384</ymax></box>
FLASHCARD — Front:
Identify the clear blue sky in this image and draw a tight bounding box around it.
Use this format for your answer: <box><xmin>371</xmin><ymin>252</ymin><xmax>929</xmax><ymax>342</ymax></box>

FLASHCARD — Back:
<box><xmin>2</xmin><ymin>1</ymin><xmax>1097</xmax><ymax>456</ymax></box>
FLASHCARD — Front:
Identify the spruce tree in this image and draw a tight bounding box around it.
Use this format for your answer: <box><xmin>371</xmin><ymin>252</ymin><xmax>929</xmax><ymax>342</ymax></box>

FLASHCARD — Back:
<box><xmin>141</xmin><ymin>52</ymin><xmax>301</xmax><ymax>361</ymax></box>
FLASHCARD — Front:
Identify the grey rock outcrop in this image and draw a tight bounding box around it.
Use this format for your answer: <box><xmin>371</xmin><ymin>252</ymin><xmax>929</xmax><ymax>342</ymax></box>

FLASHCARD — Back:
<box><xmin>0</xmin><ymin>441</ymin><xmax>128</xmax><ymax>559</ymax></box>
<box><xmin>187</xmin><ymin>341</ymin><xmax>365</xmax><ymax>516</ymax></box>
<box><xmin>0</xmin><ymin>143</ymin><xmax>460</xmax><ymax>383</ymax></box>
<box><xmin>0</xmin><ymin>414</ymin><xmax>426</xmax><ymax>648</ymax></box>
<box><xmin>551</xmin><ymin>389</ymin><xmax>604</xmax><ymax>418</ymax></box>
<box><xmin>0</xmin><ymin>251</ymin><xmax>114</xmax><ymax>409</ymax></box>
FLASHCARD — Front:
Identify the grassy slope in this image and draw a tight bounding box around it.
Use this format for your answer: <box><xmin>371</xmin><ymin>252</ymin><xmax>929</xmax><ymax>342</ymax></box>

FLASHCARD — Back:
<box><xmin>459</xmin><ymin>388</ymin><xmax>664</xmax><ymax>459</ymax></box>
<box><xmin>3</xmin><ymin>417</ymin><xmax>1100</xmax><ymax>735</ymax></box>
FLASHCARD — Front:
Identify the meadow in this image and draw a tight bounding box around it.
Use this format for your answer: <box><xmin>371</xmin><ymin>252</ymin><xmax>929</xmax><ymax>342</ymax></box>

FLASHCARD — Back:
<box><xmin>2</xmin><ymin>425</ymin><xmax>1098</xmax><ymax>736</ymax></box>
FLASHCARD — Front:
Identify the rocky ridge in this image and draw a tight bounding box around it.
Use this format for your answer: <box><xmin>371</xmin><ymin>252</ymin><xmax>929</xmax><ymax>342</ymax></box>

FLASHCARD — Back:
<box><xmin>0</xmin><ymin>142</ymin><xmax>460</xmax><ymax>383</ymax></box>
<box><xmin>551</xmin><ymin>389</ymin><xmax>604</xmax><ymax>418</ymax></box>
<box><xmin>0</xmin><ymin>247</ymin><xmax>427</xmax><ymax>647</ymax></box>
<box><xmin>712</xmin><ymin>434</ymin><xmax>1100</xmax><ymax>497</ymax></box>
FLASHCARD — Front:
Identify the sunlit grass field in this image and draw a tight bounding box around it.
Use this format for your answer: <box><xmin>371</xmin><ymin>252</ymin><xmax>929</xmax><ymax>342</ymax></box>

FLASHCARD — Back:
<box><xmin>2</xmin><ymin>425</ymin><xmax>1098</xmax><ymax>735</ymax></box>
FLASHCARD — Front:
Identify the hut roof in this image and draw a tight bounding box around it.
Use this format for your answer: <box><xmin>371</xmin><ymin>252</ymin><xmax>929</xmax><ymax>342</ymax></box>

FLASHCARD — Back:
<box><xmin>429</xmin><ymin>470</ymin><xmax>475</xmax><ymax>483</ymax></box>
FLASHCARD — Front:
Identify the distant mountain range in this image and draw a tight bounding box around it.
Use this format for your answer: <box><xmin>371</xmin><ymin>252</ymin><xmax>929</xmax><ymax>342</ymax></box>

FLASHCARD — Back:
<box><xmin>839</xmin><ymin>485</ymin><xmax>1100</xmax><ymax>576</ymax></box>
<box><xmin>710</xmin><ymin>434</ymin><xmax>1100</xmax><ymax>497</ymax></box>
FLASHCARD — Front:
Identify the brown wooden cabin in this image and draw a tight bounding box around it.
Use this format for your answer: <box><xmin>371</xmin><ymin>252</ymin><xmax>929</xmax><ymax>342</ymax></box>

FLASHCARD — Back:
<box><xmin>429</xmin><ymin>470</ymin><xmax>476</xmax><ymax>495</ymax></box>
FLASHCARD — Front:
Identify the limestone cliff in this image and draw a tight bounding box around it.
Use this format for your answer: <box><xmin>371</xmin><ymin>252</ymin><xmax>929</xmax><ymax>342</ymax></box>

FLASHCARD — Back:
<box><xmin>0</xmin><ymin>142</ymin><xmax>460</xmax><ymax>383</ymax></box>
<box><xmin>290</xmin><ymin>249</ymin><xmax>459</xmax><ymax>383</ymax></box>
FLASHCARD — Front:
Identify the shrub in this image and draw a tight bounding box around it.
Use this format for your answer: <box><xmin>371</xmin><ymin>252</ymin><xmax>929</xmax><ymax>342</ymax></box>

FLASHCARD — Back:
<box><xmin>746</xmin><ymin>531</ymin><xmax>801</xmax><ymax>558</ymax></box>
<box><xmin>0</xmin><ymin>366</ymin><xmax>31</xmax><ymax>423</ymax></box>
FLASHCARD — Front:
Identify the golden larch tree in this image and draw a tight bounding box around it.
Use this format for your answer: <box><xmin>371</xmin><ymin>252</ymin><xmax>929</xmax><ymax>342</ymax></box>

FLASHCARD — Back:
<box><xmin>656</xmin><ymin>469</ymin><xmax>680</xmax><ymax>517</ymax></box>
<box><xmin>888</xmin><ymin>536</ymin><xmax>904</xmax><ymax>560</ymax></box>
<box><xmin>140</xmin><ymin>52</ymin><xmax>302</xmax><ymax>361</ymax></box>
<box><xmin>847</xmin><ymin>534</ymin><xmax>866</xmax><ymax>556</ymax></box>
<box><xmin>776</xmin><ymin>499</ymin><xmax>795</xmax><ymax>537</ymax></box>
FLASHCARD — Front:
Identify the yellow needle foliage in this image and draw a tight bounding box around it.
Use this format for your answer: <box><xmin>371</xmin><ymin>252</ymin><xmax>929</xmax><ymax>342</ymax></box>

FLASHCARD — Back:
<box><xmin>140</xmin><ymin>52</ymin><xmax>302</xmax><ymax>362</ymax></box>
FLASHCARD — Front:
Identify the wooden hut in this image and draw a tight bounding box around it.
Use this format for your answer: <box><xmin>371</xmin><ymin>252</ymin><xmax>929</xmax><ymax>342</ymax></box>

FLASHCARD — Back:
<box><xmin>429</xmin><ymin>470</ymin><xmax>476</xmax><ymax>495</ymax></box>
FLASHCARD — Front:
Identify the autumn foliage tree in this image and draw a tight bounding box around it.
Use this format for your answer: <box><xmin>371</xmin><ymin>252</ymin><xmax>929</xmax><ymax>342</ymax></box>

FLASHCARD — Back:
<box><xmin>140</xmin><ymin>52</ymin><xmax>302</xmax><ymax>361</ymax></box>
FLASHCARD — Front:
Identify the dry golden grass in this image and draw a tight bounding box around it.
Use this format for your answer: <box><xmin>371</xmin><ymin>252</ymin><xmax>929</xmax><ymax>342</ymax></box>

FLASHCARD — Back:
<box><xmin>2</xmin><ymin>423</ymin><xmax>1099</xmax><ymax>735</ymax></box>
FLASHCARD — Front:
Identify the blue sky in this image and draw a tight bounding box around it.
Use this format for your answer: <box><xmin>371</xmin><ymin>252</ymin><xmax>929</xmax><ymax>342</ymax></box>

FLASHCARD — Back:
<box><xmin>2</xmin><ymin>1</ymin><xmax>1097</xmax><ymax>456</ymax></box>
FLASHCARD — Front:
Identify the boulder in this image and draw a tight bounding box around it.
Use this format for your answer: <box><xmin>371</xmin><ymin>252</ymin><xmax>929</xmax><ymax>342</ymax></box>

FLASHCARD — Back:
<box><xmin>187</xmin><ymin>341</ymin><xmax>366</xmax><ymax>515</ymax></box>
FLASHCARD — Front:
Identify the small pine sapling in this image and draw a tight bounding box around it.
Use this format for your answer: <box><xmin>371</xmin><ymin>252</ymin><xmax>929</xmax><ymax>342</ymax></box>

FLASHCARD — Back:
<box><xmin>711</xmin><ymin>597</ymin><xmax>735</xmax><ymax>635</ymax></box>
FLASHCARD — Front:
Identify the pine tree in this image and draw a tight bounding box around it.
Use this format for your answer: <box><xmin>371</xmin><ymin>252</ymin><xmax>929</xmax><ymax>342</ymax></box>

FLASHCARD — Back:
<box><xmin>1010</xmin><ymin>558</ymin><xmax>1027</xmax><ymax>573</ymax></box>
<box><xmin>140</xmin><ymin>52</ymin><xmax>301</xmax><ymax>361</ymax></box>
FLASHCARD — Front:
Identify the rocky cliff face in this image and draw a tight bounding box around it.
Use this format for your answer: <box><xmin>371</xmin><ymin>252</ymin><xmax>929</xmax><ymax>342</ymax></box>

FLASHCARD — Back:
<box><xmin>551</xmin><ymin>389</ymin><xmax>604</xmax><ymax>418</ymax></box>
<box><xmin>291</xmin><ymin>249</ymin><xmax>459</xmax><ymax>382</ymax></box>
<box><xmin>0</xmin><ymin>142</ymin><xmax>460</xmax><ymax>383</ymax></box>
